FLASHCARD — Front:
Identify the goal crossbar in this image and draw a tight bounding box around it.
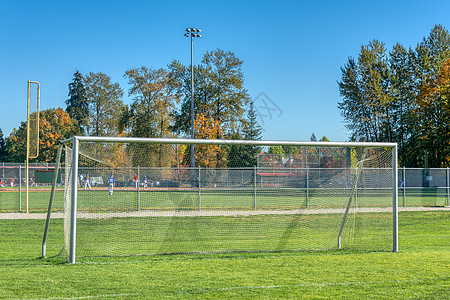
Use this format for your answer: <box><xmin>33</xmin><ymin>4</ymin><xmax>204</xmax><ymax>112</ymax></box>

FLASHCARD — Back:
<box><xmin>61</xmin><ymin>136</ymin><xmax>397</xmax><ymax>148</ymax></box>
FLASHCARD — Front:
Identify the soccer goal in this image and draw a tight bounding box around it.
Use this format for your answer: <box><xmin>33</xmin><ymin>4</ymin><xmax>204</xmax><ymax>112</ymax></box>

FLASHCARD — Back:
<box><xmin>43</xmin><ymin>136</ymin><xmax>398</xmax><ymax>264</ymax></box>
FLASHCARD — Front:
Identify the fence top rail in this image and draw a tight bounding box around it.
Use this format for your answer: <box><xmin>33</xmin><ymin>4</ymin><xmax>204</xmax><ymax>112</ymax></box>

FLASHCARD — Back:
<box><xmin>403</xmin><ymin>168</ymin><xmax>449</xmax><ymax>171</ymax></box>
<box><xmin>60</xmin><ymin>136</ymin><xmax>397</xmax><ymax>149</ymax></box>
<box><xmin>75</xmin><ymin>166</ymin><xmax>393</xmax><ymax>171</ymax></box>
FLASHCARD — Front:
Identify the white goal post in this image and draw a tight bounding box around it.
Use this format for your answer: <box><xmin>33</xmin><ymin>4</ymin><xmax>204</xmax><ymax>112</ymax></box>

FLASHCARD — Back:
<box><xmin>43</xmin><ymin>136</ymin><xmax>398</xmax><ymax>264</ymax></box>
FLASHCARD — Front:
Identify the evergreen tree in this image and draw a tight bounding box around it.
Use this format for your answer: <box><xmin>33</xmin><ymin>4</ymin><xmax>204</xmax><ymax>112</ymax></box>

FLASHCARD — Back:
<box><xmin>409</xmin><ymin>59</ymin><xmax>450</xmax><ymax>167</ymax></box>
<box><xmin>243</xmin><ymin>101</ymin><xmax>262</xmax><ymax>140</ymax></box>
<box><xmin>228</xmin><ymin>101</ymin><xmax>263</xmax><ymax>167</ymax></box>
<box><xmin>389</xmin><ymin>43</ymin><xmax>416</xmax><ymax>165</ymax></box>
<box><xmin>0</xmin><ymin>128</ymin><xmax>6</xmax><ymax>161</ymax></box>
<box><xmin>338</xmin><ymin>24</ymin><xmax>450</xmax><ymax>166</ymax></box>
<box><xmin>283</xmin><ymin>145</ymin><xmax>301</xmax><ymax>154</ymax></box>
<box><xmin>338</xmin><ymin>40</ymin><xmax>395</xmax><ymax>142</ymax></box>
<box><xmin>65</xmin><ymin>70</ymin><xmax>89</xmax><ymax>134</ymax></box>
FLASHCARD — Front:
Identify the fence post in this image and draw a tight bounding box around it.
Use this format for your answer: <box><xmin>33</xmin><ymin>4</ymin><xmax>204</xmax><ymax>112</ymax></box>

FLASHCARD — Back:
<box><xmin>19</xmin><ymin>165</ymin><xmax>22</xmax><ymax>212</ymax></box>
<box><xmin>306</xmin><ymin>167</ymin><xmax>309</xmax><ymax>208</ymax></box>
<box><xmin>447</xmin><ymin>167</ymin><xmax>449</xmax><ymax>207</ymax></box>
<box><xmin>254</xmin><ymin>166</ymin><xmax>257</xmax><ymax>209</ymax></box>
<box><xmin>137</xmin><ymin>165</ymin><xmax>140</xmax><ymax>211</ymax></box>
<box><xmin>198</xmin><ymin>166</ymin><xmax>201</xmax><ymax>211</ymax></box>
<box><xmin>403</xmin><ymin>166</ymin><xmax>406</xmax><ymax>207</ymax></box>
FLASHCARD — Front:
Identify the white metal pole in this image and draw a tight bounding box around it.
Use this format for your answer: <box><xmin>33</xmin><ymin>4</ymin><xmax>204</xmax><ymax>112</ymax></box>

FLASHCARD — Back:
<box><xmin>393</xmin><ymin>145</ymin><xmax>399</xmax><ymax>253</ymax></box>
<box><xmin>62</xmin><ymin>136</ymin><xmax>397</xmax><ymax>148</ymax></box>
<box><xmin>69</xmin><ymin>137</ymin><xmax>79</xmax><ymax>264</ymax></box>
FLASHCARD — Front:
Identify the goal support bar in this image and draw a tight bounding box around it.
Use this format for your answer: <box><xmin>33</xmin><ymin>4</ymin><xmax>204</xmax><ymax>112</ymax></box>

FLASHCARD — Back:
<box><xmin>42</xmin><ymin>143</ymin><xmax>63</xmax><ymax>258</ymax></box>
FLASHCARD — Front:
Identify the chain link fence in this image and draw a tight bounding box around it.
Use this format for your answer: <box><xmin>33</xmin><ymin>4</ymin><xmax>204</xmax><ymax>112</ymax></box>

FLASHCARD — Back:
<box><xmin>0</xmin><ymin>163</ymin><xmax>57</xmax><ymax>212</ymax></box>
<box><xmin>1</xmin><ymin>163</ymin><xmax>449</xmax><ymax>212</ymax></box>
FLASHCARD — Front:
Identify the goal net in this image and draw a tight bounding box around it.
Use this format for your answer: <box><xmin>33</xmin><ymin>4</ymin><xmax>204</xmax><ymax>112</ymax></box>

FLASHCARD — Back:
<box><xmin>45</xmin><ymin>137</ymin><xmax>398</xmax><ymax>263</ymax></box>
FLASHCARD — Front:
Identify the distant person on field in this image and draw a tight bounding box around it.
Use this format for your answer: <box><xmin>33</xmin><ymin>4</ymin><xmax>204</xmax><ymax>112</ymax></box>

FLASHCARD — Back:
<box><xmin>10</xmin><ymin>178</ymin><xmax>14</xmax><ymax>187</ymax></box>
<box><xmin>133</xmin><ymin>173</ymin><xmax>138</xmax><ymax>188</ymax></box>
<box><xmin>143</xmin><ymin>175</ymin><xmax>148</xmax><ymax>188</ymax></box>
<box><xmin>79</xmin><ymin>174</ymin><xmax>84</xmax><ymax>187</ymax></box>
<box><xmin>84</xmin><ymin>174</ymin><xmax>91</xmax><ymax>190</ymax></box>
<box><xmin>108</xmin><ymin>175</ymin><xmax>115</xmax><ymax>195</ymax></box>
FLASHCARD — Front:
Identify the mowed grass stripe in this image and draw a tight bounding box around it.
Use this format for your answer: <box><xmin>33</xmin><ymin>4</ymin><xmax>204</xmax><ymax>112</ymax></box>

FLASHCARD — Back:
<box><xmin>2</xmin><ymin>187</ymin><xmax>449</xmax><ymax>212</ymax></box>
<box><xmin>0</xmin><ymin>211</ymin><xmax>448</xmax><ymax>299</ymax></box>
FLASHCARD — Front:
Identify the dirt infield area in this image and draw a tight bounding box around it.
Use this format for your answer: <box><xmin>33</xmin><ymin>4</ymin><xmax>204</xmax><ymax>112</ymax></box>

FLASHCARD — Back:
<box><xmin>1</xmin><ymin>206</ymin><xmax>448</xmax><ymax>220</ymax></box>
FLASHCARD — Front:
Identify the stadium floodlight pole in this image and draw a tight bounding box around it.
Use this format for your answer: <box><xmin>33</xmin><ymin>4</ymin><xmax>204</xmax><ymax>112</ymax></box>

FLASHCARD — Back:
<box><xmin>184</xmin><ymin>27</ymin><xmax>201</xmax><ymax>183</ymax></box>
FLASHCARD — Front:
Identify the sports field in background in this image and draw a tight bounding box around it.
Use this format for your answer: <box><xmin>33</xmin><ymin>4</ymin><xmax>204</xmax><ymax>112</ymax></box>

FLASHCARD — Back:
<box><xmin>0</xmin><ymin>187</ymin><xmax>448</xmax><ymax>212</ymax></box>
<box><xmin>0</xmin><ymin>210</ymin><xmax>448</xmax><ymax>299</ymax></box>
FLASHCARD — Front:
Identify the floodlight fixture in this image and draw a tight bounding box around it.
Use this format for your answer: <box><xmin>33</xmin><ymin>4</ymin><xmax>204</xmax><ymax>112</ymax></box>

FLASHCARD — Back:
<box><xmin>185</xmin><ymin>28</ymin><xmax>202</xmax><ymax>38</ymax></box>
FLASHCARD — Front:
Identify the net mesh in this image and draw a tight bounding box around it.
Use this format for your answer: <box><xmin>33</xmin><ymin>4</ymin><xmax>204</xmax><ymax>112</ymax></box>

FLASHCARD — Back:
<box><xmin>59</xmin><ymin>140</ymin><xmax>394</xmax><ymax>260</ymax></box>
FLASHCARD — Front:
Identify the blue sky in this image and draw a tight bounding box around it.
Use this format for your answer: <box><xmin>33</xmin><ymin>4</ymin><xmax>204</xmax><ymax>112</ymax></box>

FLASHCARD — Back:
<box><xmin>1</xmin><ymin>0</ymin><xmax>449</xmax><ymax>142</ymax></box>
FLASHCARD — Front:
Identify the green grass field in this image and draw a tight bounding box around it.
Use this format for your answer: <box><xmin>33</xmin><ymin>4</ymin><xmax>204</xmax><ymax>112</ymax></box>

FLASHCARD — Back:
<box><xmin>1</xmin><ymin>187</ymin><xmax>448</xmax><ymax>212</ymax></box>
<box><xmin>0</xmin><ymin>210</ymin><xmax>449</xmax><ymax>299</ymax></box>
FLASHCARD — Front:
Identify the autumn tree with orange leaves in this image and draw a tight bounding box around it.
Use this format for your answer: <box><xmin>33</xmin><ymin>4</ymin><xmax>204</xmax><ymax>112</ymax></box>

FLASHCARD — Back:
<box><xmin>190</xmin><ymin>113</ymin><xmax>226</xmax><ymax>168</ymax></box>
<box><xmin>5</xmin><ymin>108</ymin><xmax>78</xmax><ymax>162</ymax></box>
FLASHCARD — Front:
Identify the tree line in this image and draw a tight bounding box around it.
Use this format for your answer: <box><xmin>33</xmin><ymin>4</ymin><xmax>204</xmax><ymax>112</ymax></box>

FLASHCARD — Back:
<box><xmin>1</xmin><ymin>24</ymin><xmax>448</xmax><ymax>168</ymax></box>
<box><xmin>338</xmin><ymin>24</ymin><xmax>450</xmax><ymax>167</ymax></box>
<box><xmin>0</xmin><ymin>49</ymin><xmax>263</xmax><ymax>167</ymax></box>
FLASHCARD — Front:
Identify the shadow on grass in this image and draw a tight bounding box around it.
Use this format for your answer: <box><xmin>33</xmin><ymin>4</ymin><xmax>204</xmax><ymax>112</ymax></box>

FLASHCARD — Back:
<box><xmin>0</xmin><ymin>256</ymin><xmax>67</xmax><ymax>266</ymax></box>
<box><xmin>64</xmin><ymin>248</ymin><xmax>395</xmax><ymax>265</ymax></box>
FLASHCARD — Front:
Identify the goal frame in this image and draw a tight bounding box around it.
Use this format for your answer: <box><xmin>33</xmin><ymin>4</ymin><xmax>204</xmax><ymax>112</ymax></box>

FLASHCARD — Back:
<box><xmin>43</xmin><ymin>136</ymin><xmax>398</xmax><ymax>264</ymax></box>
